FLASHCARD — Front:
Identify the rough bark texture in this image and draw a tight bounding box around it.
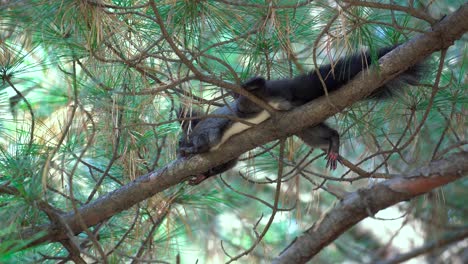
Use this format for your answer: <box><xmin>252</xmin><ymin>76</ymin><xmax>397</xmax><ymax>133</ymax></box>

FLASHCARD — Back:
<box><xmin>272</xmin><ymin>152</ymin><xmax>468</xmax><ymax>264</ymax></box>
<box><xmin>18</xmin><ymin>3</ymin><xmax>468</xmax><ymax>248</ymax></box>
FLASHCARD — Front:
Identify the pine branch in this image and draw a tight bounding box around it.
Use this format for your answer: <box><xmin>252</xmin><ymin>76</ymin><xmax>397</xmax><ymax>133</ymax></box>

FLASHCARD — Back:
<box><xmin>376</xmin><ymin>228</ymin><xmax>468</xmax><ymax>264</ymax></box>
<box><xmin>272</xmin><ymin>152</ymin><xmax>468</xmax><ymax>263</ymax></box>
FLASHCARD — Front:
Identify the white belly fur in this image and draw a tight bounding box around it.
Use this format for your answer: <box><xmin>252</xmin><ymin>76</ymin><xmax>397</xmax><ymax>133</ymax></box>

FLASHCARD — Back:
<box><xmin>210</xmin><ymin>110</ymin><xmax>271</xmax><ymax>150</ymax></box>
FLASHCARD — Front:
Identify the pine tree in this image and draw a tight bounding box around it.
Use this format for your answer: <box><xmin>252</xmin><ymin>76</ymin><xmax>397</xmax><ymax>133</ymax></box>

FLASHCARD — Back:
<box><xmin>0</xmin><ymin>1</ymin><xmax>467</xmax><ymax>263</ymax></box>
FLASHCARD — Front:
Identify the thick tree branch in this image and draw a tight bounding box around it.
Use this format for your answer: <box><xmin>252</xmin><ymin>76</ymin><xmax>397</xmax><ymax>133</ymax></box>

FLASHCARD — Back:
<box><xmin>16</xmin><ymin>3</ymin><xmax>468</xmax><ymax>249</ymax></box>
<box><xmin>272</xmin><ymin>152</ymin><xmax>468</xmax><ymax>264</ymax></box>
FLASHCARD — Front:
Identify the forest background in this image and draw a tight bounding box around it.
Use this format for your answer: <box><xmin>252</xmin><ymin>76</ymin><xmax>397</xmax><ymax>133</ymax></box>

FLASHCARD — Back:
<box><xmin>0</xmin><ymin>0</ymin><xmax>467</xmax><ymax>263</ymax></box>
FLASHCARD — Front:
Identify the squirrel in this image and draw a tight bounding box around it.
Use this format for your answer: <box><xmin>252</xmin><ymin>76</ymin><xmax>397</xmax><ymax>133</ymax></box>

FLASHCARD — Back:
<box><xmin>178</xmin><ymin>46</ymin><xmax>425</xmax><ymax>185</ymax></box>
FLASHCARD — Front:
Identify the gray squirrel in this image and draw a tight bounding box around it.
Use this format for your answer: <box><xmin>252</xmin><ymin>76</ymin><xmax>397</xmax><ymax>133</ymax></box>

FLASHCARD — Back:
<box><xmin>179</xmin><ymin>46</ymin><xmax>425</xmax><ymax>185</ymax></box>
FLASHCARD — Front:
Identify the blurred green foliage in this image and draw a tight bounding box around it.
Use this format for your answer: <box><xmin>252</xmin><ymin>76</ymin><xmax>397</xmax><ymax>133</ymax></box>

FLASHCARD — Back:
<box><xmin>0</xmin><ymin>0</ymin><xmax>466</xmax><ymax>263</ymax></box>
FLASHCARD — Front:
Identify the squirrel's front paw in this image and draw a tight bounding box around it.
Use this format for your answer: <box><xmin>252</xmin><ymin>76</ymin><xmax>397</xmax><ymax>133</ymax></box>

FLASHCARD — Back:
<box><xmin>179</xmin><ymin>146</ymin><xmax>200</xmax><ymax>156</ymax></box>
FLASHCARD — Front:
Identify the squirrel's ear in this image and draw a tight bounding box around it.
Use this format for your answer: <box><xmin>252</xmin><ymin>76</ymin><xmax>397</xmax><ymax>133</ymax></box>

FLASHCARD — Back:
<box><xmin>229</xmin><ymin>76</ymin><xmax>267</xmax><ymax>99</ymax></box>
<box><xmin>177</xmin><ymin>108</ymin><xmax>202</xmax><ymax>133</ymax></box>
<box><xmin>241</xmin><ymin>76</ymin><xmax>266</xmax><ymax>91</ymax></box>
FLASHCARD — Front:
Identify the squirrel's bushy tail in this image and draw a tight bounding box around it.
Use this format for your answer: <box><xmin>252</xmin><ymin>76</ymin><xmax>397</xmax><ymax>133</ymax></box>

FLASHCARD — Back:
<box><xmin>294</xmin><ymin>45</ymin><xmax>426</xmax><ymax>102</ymax></box>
